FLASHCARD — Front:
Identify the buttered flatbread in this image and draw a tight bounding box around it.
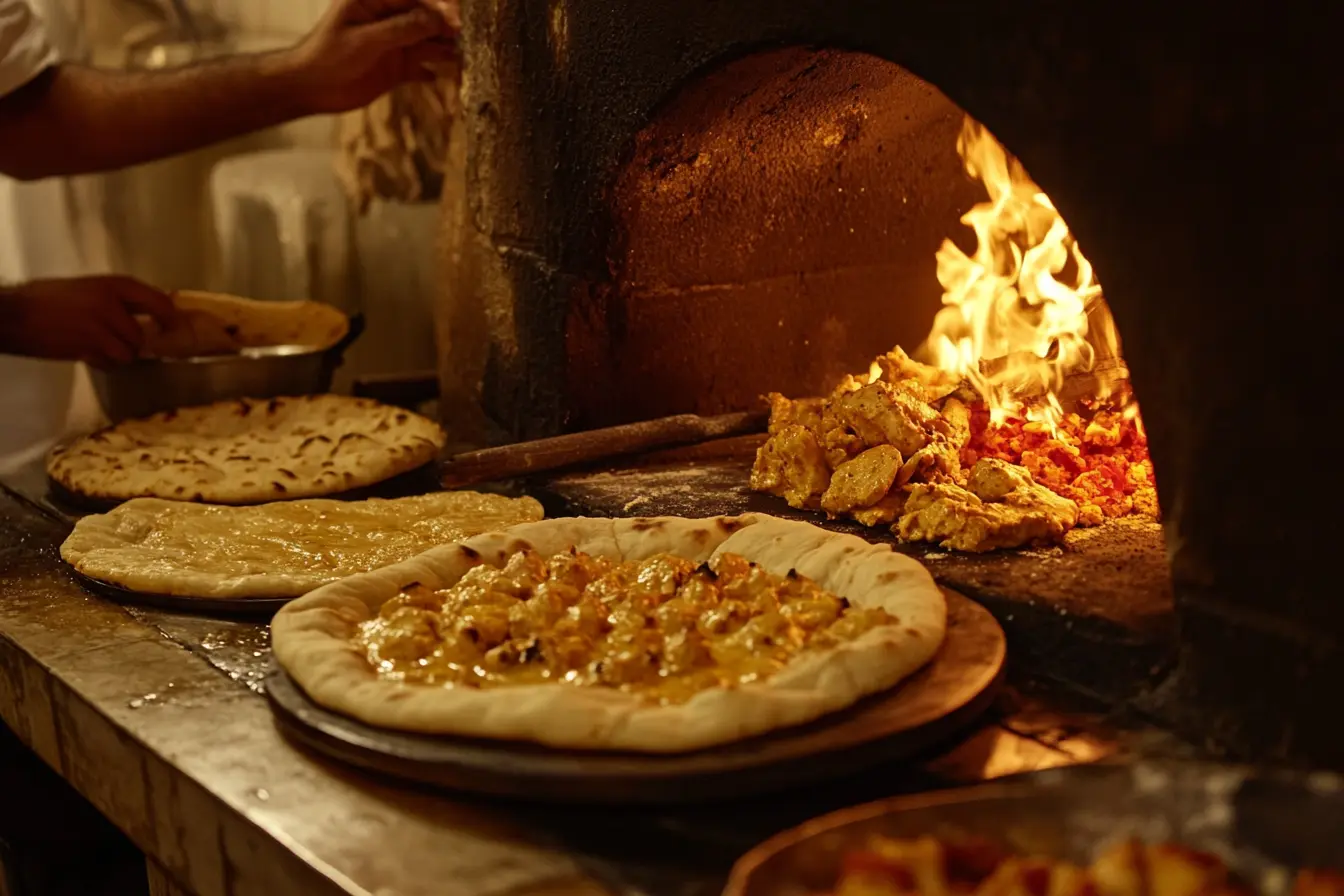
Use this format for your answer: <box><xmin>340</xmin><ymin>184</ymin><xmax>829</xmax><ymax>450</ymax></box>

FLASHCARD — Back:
<box><xmin>48</xmin><ymin>395</ymin><xmax>445</xmax><ymax>506</ymax></box>
<box><xmin>138</xmin><ymin>291</ymin><xmax>349</xmax><ymax>359</ymax></box>
<box><xmin>271</xmin><ymin>514</ymin><xmax>946</xmax><ymax>753</ymax></box>
<box><xmin>61</xmin><ymin>492</ymin><xmax>544</xmax><ymax>599</ymax></box>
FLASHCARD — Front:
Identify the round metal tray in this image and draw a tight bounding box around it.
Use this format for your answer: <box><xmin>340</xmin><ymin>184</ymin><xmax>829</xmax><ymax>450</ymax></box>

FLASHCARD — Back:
<box><xmin>70</xmin><ymin>568</ymin><xmax>290</xmax><ymax>617</ymax></box>
<box><xmin>265</xmin><ymin>590</ymin><xmax>1005</xmax><ymax>804</ymax></box>
<box><xmin>725</xmin><ymin>762</ymin><xmax>1344</xmax><ymax>896</ymax></box>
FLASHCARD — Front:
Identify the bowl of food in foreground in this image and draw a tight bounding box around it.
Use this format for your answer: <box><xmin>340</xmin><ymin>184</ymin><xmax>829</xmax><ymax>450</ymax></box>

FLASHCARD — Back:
<box><xmin>92</xmin><ymin>290</ymin><xmax>362</xmax><ymax>421</ymax></box>
<box><xmin>724</xmin><ymin>761</ymin><xmax>1344</xmax><ymax>896</ymax></box>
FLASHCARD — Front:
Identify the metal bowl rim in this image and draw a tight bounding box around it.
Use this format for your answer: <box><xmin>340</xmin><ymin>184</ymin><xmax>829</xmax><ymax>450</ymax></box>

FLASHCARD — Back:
<box><xmin>113</xmin><ymin>346</ymin><xmax>333</xmax><ymax>368</ymax></box>
<box><xmin>722</xmin><ymin>761</ymin><xmax>1344</xmax><ymax>896</ymax></box>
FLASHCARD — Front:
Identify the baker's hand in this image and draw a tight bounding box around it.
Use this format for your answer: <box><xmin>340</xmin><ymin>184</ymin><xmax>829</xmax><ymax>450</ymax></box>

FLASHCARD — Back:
<box><xmin>0</xmin><ymin>277</ymin><xmax>178</xmax><ymax>367</ymax></box>
<box><xmin>284</xmin><ymin>0</ymin><xmax>460</xmax><ymax>115</ymax></box>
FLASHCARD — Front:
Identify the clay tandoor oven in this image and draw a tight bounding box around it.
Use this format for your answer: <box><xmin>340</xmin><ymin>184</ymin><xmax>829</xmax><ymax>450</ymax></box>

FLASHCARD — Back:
<box><xmin>433</xmin><ymin>4</ymin><xmax>1343</xmax><ymax>768</ymax></box>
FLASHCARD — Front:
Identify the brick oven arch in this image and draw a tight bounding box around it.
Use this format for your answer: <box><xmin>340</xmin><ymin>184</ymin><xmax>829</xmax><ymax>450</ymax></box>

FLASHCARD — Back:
<box><xmin>574</xmin><ymin>46</ymin><xmax>982</xmax><ymax>428</ymax></box>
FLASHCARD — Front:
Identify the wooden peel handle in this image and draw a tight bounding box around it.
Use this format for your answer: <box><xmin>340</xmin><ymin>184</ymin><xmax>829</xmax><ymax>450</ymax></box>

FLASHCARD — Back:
<box><xmin>439</xmin><ymin>411</ymin><xmax>769</xmax><ymax>487</ymax></box>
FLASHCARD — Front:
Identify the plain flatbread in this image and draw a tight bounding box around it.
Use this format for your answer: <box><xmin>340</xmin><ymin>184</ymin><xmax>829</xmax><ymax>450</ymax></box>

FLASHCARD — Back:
<box><xmin>47</xmin><ymin>395</ymin><xmax>445</xmax><ymax>505</ymax></box>
<box><xmin>270</xmin><ymin>513</ymin><xmax>947</xmax><ymax>753</ymax></box>
<box><xmin>138</xmin><ymin>291</ymin><xmax>350</xmax><ymax>359</ymax></box>
<box><xmin>60</xmin><ymin>491</ymin><xmax>544</xmax><ymax>600</ymax></box>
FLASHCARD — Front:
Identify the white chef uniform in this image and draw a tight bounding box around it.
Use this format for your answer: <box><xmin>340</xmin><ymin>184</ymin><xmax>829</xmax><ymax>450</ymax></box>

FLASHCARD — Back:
<box><xmin>0</xmin><ymin>1</ymin><xmax>91</xmax><ymax>474</ymax></box>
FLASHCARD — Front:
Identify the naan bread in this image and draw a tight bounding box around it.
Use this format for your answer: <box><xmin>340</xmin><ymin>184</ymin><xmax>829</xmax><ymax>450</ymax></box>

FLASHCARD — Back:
<box><xmin>138</xmin><ymin>291</ymin><xmax>349</xmax><ymax>359</ymax></box>
<box><xmin>61</xmin><ymin>491</ymin><xmax>544</xmax><ymax>599</ymax></box>
<box><xmin>271</xmin><ymin>514</ymin><xmax>947</xmax><ymax>753</ymax></box>
<box><xmin>48</xmin><ymin>395</ymin><xmax>445</xmax><ymax>505</ymax></box>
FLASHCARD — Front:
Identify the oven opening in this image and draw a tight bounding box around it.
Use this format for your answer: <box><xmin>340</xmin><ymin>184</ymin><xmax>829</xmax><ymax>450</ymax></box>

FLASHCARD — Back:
<box><xmin>571</xmin><ymin>48</ymin><xmax>1155</xmax><ymax>541</ymax></box>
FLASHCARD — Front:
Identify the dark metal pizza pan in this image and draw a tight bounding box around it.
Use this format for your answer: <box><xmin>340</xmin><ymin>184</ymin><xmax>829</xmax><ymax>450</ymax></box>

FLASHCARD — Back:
<box><xmin>69</xmin><ymin>567</ymin><xmax>290</xmax><ymax>617</ymax></box>
<box><xmin>724</xmin><ymin>762</ymin><xmax>1344</xmax><ymax>896</ymax></box>
<box><xmin>264</xmin><ymin>589</ymin><xmax>1004</xmax><ymax>804</ymax></box>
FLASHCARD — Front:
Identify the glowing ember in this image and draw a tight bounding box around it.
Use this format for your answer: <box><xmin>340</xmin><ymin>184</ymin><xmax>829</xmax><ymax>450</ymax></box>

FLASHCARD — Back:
<box><xmin>922</xmin><ymin>118</ymin><xmax>1130</xmax><ymax>434</ymax></box>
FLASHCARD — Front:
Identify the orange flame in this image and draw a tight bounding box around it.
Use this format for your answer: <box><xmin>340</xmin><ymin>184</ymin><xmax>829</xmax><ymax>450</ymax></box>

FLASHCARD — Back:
<box><xmin>922</xmin><ymin>118</ymin><xmax>1129</xmax><ymax>432</ymax></box>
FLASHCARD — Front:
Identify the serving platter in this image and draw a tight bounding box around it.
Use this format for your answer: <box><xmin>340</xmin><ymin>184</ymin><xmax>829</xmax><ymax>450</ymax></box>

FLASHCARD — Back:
<box><xmin>264</xmin><ymin>589</ymin><xmax>1004</xmax><ymax>804</ymax></box>
<box><xmin>68</xmin><ymin>567</ymin><xmax>290</xmax><ymax>617</ymax></box>
<box><xmin>724</xmin><ymin>762</ymin><xmax>1344</xmax><ymax>896</ymax></box>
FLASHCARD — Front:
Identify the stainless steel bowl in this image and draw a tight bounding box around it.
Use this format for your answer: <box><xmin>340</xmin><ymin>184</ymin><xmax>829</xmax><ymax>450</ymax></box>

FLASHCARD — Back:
<box><xmin>91</xmin><ymin>314</ymin><xmax>364</xmax><ymax>421</ymax></box>
<box><xmin>725</xmin><ymin>762</ymin><xmax>1344</xmax><ymax>896</ymax></box>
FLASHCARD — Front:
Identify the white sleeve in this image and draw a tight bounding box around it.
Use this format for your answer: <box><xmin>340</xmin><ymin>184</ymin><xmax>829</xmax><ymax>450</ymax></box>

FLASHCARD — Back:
<box><xmin>0</xmin><ymin>0</ymin><xmax>58</xmax><ymax>99</ymax></box>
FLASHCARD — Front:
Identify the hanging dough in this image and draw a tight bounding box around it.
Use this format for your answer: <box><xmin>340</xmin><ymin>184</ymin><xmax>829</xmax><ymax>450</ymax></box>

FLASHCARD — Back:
<box><xmin>335</xmin><ymin>59</ymin><xmax>462</xmax><ymax>214</ymax></box>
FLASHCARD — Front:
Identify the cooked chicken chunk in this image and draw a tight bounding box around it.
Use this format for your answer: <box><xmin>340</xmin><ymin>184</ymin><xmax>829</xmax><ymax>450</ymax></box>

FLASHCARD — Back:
<box><xmin>820</xmin><ymin>409</ymin><xmax>867</xmax><ymax>468</ymax></box>
<box><xmin>967</xmin><ymin>458</ymin><xmax>1080</xmax><ymax>528</ymax></box>
<box><xmin>896</xmin><ymin>482</ymin><xmax>1072</xmax><ymax>552</ymax></box>
<box><xmin>765</xmin><ymin>392</ymin><xmax>824</xmax><ymax>436</ymax></box>
<box><xmin>935</xmin><ymin>396</ymin><xmax>972</xmax><ymax>450</ymax></box>
<box><xmin>874</xmin><ymin>347</ymin><xmax>962</xmax><ymax>402</ymax></box>
<box><xmin>821</xmin><ymin>444</ymin><xmax>904</xmax><ymax>515</ymax></box>
<box><xmin>978</xmin><ymin>858</ymin><xmax>1096</xmax><ymax>896</ymax></box>
<box><xmin>1092</xmin><ymin>840</ymin><xmax>1237</xmax><ymax>896</ymax></box>
<box><xmin>750</xmin><ymin>423</ymin><xmax>831</xmax><ymax>509</ymax></box>
<box><xmin>965</xmin><ymin>456</ymin><xmax>1037</xmax><ymax>500</ymax></box>
<box><xmin>832</xmin><ymin>381</ymin><xmax>942</xmax><ymax>457</ymax></box>
<box><xmin>850</xmin><ymin>491</ymin><xmax>909</xmax><ymax>527</ymax></box>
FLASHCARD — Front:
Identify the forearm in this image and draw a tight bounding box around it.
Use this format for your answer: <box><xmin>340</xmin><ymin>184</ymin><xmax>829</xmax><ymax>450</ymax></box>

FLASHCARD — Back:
<box><xmin>0</xmin><ymin>53</ymin><xmax>313</xmax><ymax>180</ymax></box>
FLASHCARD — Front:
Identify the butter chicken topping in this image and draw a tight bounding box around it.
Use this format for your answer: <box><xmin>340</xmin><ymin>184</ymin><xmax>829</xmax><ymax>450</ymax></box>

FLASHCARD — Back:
<box><xmin>355</xmin><ymin>549</ymin><xmax>897</xmax><ymax>704</ymax></box>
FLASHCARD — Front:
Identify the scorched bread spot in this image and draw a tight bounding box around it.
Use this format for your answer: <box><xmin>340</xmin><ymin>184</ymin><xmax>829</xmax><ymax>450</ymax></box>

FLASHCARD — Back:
<box><xmin>47</xmin><ymin>395</ymin><xmax>446</xmax><ymax>505</ymax></box>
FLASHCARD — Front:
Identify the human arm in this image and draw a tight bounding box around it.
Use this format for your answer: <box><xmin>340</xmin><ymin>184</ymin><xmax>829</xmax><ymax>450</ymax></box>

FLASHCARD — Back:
<box><xmin>0</xmin><ymin>276</ymin><xmax>177</xmax><ymax>366</ymax></box>
<box><xmin>0</xmin><ymin>0</ymin><xmax>457</xmax><ymax>181</ymax></box>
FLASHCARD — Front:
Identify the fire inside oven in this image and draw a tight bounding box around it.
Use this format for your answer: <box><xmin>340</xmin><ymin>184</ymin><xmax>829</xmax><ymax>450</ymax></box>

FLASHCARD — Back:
<box><xmin>569</xmin><ymin>49</ymin><xmax>1156</xmax><ymax>554</ymax></box>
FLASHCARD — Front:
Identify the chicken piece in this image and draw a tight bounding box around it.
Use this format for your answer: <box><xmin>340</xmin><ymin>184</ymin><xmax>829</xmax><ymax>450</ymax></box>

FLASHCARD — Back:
<box><xmin>766</xmin><ymin>392</ymin><xmax>825</xmax><ymax>436</ymax></box>
<box><xmin>360</xmin><ymin>607</ymin><xmax>441</xmax><ymax>667</ymax></box>
<box><xmin>946</xmin><ymin>380</ymin><xmax>982</xmax><ymax>406</ymax></box>
<box><xmin>819</xmin><ymin>408</ymin><xmax>868</xmax><ymax>468</ymax></box>
<box><xmin>1093</xmin><ymin>840</ymin><xmax>1234</xmax><ymax>896</ymax></box>
<box><xmin>506</xmin><ymin>582</ymin><xmax>570</xmax><ymax>638</ymax></box>
<box><xmin>978</xmin><ymin>858</ymin><xmax>1096</xmax><ymax>896</ymax></box>
<box><xmin>896</xmin><ymin>482</ymin><xmax>1072</xmax><ymax>552</ymax></box>
<box><xmin>875</xmin><ymin>347</ymin><xmax>961</xmax><ymax>402</ymax></box>
<box><xmin>381</xmin><ymin>583</ymin><xmax>445</xmax><ymax>613</ymax></box>
<box><xmin>595</xmin><ymin>629</ymin><xmax>665</xmax><ymax>687</ymax></box>
<box><xmin>832</xmin><ymin>381</ymin><xmax>942</xmax><ymax>457</ymax></box>
<box><xmin>1295</xmin><ymin>871</ymin><xmax>1344</xmax><ymax>896</ymax></box>
<box><xmin>967</xmin><ymin>457</ymin><xmax>1080</xmax><ymax>528</ymax></box>
<box><xmin>935</xmin><ymin>396</ymin><xmax>972</xmax><ymax>451</ymax></box>
<box><xmin>851</xmin><ymin>491</ymin><xmax>909</xmax><ymax>527</ymax></box>
<box><xmin>821</xmin><ymin>445</ymin><xmax>904</xmax><ymax>515</ymax></box>
<box><xmin>750</xmin><ymin>423</ymin><xmax>831</xmax><ymax>509</ymax></box>
<box><xmin>838</xmin><ymin>837</ymin><xmax>950</xmax><ymax>896</ymax></box>
<box><xmin>896</xmin><ymin>439</ymin><xmax>965</xmax><ymax>487</ymax></box>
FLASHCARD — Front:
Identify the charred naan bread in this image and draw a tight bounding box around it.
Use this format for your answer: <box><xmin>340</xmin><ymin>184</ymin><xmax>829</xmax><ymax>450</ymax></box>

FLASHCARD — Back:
<box><xmin>48</xmin><ymin>395</ymin><xmax>444</xmax><ymax>505</ymax></box>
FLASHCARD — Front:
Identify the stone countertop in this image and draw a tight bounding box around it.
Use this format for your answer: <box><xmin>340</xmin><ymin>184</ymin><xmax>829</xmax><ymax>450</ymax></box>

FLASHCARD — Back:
<box><xmin>0</xmin><ymin>482</ymin><xmax>1180</xmax><ymax>896</ymax></box>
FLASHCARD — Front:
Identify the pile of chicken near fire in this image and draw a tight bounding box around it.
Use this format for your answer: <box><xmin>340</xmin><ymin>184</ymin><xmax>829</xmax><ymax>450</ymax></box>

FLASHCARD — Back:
<box><xmin>751</xmin><ymin>119</ymin><xmax>1158</xmax><ymax>554</ymax></box>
